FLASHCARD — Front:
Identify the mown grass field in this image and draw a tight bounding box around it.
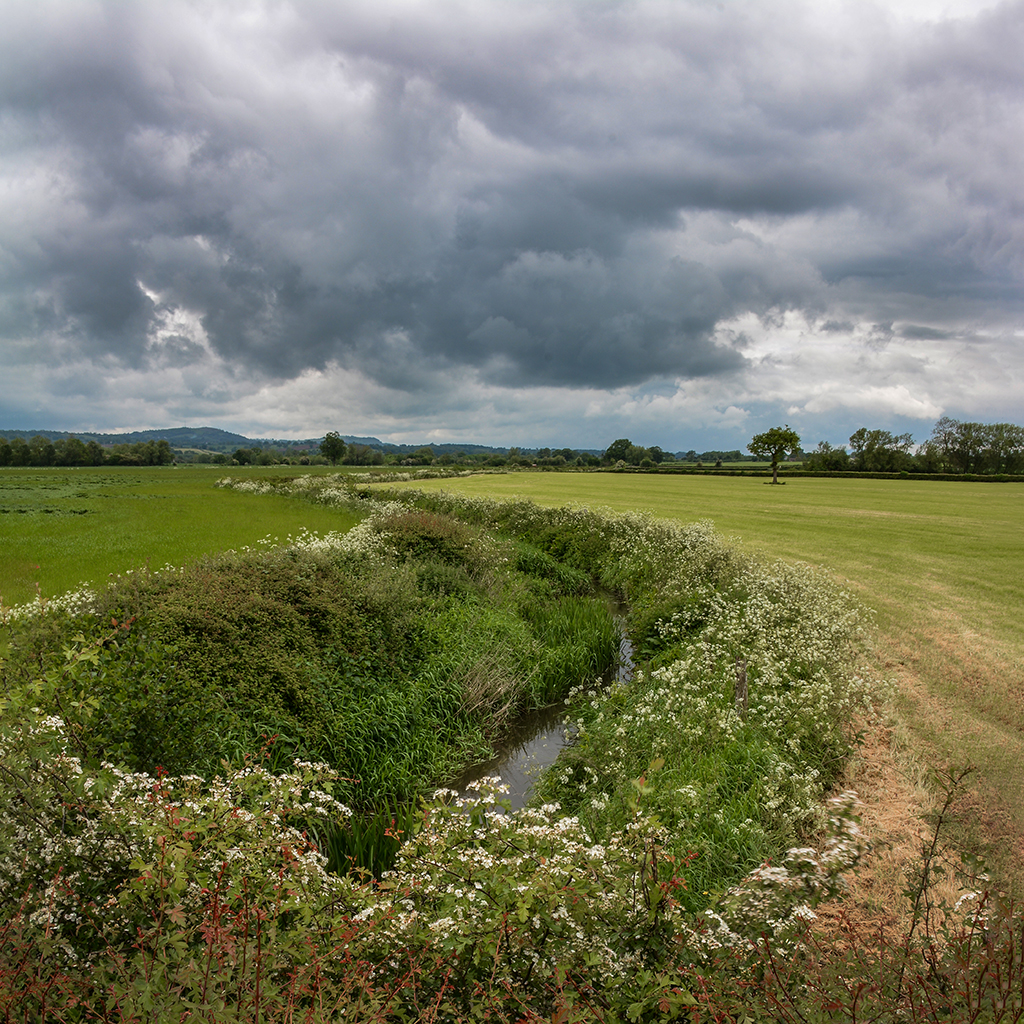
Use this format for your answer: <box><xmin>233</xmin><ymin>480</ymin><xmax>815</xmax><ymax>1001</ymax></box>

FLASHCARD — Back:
<box><xmin>387</xmin><ymin>472</ymin><xmax>1019</xmax><ymax>642</ymax></box>
<box><xmin>386</xmin><ymin>470</ymin><xmax>1024</xmax><ymax>880</ymax></box>
<box><xmin>0</xmin><ymin>465</ymin><xmax>359</xmax><ymax>608</ymax></box>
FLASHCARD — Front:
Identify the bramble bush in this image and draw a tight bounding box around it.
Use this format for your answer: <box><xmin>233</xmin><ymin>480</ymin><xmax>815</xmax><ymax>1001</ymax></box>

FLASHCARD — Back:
<box><xmin>1</xmin><ymin>721</ymin><xmax>1018</xmax><ymax>1023</ymax></box>
<box><xmin>0</xmin><ymin>652</ymin><xmax>865</xmax><ymax>1024</ymax></box>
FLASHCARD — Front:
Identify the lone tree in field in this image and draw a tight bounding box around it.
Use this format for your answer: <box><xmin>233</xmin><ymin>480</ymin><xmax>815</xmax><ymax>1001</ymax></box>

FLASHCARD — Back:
<box><xmin>319</xmin><ymin>431</ymin><xmax>347</xmax><ymax>466</ymax></box>
<box><xmin>748</xmin><ymin>425</ymin><xmax>801</xmax><ymax>484</ymax></box>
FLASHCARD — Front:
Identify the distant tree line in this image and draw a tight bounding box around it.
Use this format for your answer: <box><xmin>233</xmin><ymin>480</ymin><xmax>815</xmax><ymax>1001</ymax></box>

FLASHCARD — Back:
<box><xmin>599</xmin><ymin>418</ymin><xmax>1024</xmax><ymax>477</ymax></box>
<box><xmin>602</xmin><ymin>439</ymin><xmax>664</xmax><ymax>467</ymax></box>
<box><xmin>518</xmin><ymin>447</ymin><xmax>602</xmax><ymax>468</ymax></box>
<box><xmin>600</xmin><ymin>439</ymin><xmax>761</xmax><ymax>467</ymax></box>
<box><xmin>8</xmin><ymin>417</ymin><xmax>1017</xmax><ymax>476</ymax></box>
<box><xmin>309</xmin><ymin>434</ymin><xmax>608</xmax><ymax>469</ymax></box>
<box><xmin>0</xmin><ymin>435</ymin><xmax>174</xmax><ymax>467</ymax></box>
<box><xmin>803</xmin><ymin>418</ymin><xmax>1024</xmax><ymax>475</ymax></box>
<box><xmin>394</xmin><ymin>444</ymin><xmax>603</xmax><ymax>469</ymax></box>
<box><xmin>678</xmin><ymin>449</ymin><xmax>752</xmax><ymax>464</ymax></box>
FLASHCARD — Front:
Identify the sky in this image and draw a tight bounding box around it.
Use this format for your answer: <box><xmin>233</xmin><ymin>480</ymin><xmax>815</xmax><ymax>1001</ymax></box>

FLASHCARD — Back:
<box><xmin>1</xmin><ymin>0</ymin><xmax>1022</xmax><ymax>452</ymax></box>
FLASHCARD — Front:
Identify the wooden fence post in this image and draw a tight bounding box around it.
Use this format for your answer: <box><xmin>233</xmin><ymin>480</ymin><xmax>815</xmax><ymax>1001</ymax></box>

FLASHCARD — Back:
<box><xmin>734</xmin><ymin>658</ymin><xmax>748</xmax><ymax>720</ymax></box>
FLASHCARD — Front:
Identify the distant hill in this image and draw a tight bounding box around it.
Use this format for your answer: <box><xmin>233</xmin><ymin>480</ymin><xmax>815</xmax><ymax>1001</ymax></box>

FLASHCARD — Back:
<box><xmin>0</xmin><ymin>426</ymin><xmax>604</xmax><ymax>456</ymax></box>
<box><xmin>0</xmin><ymin>426</ymin><xmax>255</xmax><ymax>449</ymax></box>
<box><xmin>344</xmin><ymin>436</ymin><xmax>520</xmax><ymax>456</ymax></box>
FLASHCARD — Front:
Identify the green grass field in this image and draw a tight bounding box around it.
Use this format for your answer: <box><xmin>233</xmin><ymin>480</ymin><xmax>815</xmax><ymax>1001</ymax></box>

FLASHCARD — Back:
<box><xmin>385</xmin><ymin>472</ymin><xmax>1019</xmax><ymax>640</ymax></box>
<box><xmin>0</xmin><ymin>466</ymin><xmax>360</xmax><ymax>608</ymax></box>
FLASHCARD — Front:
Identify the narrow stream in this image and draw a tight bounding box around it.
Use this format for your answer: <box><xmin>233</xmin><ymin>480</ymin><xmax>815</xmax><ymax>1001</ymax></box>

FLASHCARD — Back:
<box><xmin>451</xmin><ymin>631</ymin><xmax>635</xmax><ymax>810</ymax></box>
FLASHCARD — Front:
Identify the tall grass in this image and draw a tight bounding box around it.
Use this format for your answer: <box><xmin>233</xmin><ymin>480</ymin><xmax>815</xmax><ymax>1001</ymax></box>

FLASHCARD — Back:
<box><xmin>523</xmin><ymin>595</ymin><xmax>618</xmax><ymax>703</ymax></box>
<box><xmin>0</xmin><ymin>499</ymin><xmax>618</xmax><ymax>812</ymax></box>
<box><xmin>382</xmin><ymin>470</ymin><xmax>1024</xmax><ymax>885</ymax></box>
<box><xmin>319</xmin><ymin>797</ymin><xmax>423</xmax><ymax>878</ymax></box>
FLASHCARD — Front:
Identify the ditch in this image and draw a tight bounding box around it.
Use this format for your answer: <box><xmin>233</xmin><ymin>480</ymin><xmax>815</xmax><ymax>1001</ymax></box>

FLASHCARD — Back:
<box><xmin>452</xmin><ymin>628</ymin><xmax>635</xmax><ymax>810</ymax></box>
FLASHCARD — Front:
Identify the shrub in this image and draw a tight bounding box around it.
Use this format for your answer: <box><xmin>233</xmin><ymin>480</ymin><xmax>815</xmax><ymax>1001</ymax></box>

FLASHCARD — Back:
<box><xmin>0</xmin><ymin>687</ymin><xmax>384</xmax><ymax>1021</ymax></box>
<box><xmin>0</xmin><ymin>505</ymin><xmax>619</xmax><ymax>808</ymax></box>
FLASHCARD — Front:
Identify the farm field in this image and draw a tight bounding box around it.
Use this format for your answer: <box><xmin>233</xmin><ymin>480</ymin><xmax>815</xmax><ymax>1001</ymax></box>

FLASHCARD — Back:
<box><xmin>4</xmin><ymin>463</ymin><xmax>1022</xmax><ymax>878</ymax></box>
<box><xmin>384</xmin><ymin>472</ymin><xmax>1020</xmax><ymax>646</ymax></box>
<box><xmin>2</xmin><ymin>464</ymin><xmax>1023</xmax><ymax>1016</ymax></box>
<box><xmin>385</xmin><ymin>471</ymin><xmax>1024</xmax><ymax>880</ymax></box>
<box><xmin>0</xmin><ymin>465</ymin><xmax>359</xmax><ymax>609</ymax></box>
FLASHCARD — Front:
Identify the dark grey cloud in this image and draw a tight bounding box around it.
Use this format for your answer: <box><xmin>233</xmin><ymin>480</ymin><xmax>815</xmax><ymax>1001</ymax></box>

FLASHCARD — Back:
<box><xmin>1</xmin><ymin>0</ymin><xmax>1022</xmax><ymax>443</ymax></box>
<box><xmin>899</xmin><ymin>324</ymin><xmax>955</xmax><ymax>340</ymax></box>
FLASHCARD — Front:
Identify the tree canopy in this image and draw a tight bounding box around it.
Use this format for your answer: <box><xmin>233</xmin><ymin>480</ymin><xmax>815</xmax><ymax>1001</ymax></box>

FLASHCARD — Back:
<box><xmin>848</xmin><ymin>427</ymin><xmax>914</xmax><ymax>473</ymax></box>
<box><xmin>319</xmin><ymin>431</ymin><xmax>347</xmax><ymax>465</ymax></box>
<box><xmin>748</xmin><ymin>425</ymin><xmax>801</xmax><ymax>484</ymax></box>
<box><xmin>602</xmin><ymin>437</ymin><xmax>656</xmax><ymax>466</ymax></box>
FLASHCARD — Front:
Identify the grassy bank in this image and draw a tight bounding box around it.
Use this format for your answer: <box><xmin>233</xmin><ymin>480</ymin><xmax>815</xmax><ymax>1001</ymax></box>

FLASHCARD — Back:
<box><xmin>1</xmin><ymin>481</ymin><xmax>890</xmax><ymax>1020</ymax></box>
<box><xmin>1</xmin><ymin>500</ymin><xmax>617</xmax><ymax>808</ymax></box>
<box><xmin>1</xmin><ymin>471</ymin><xmax>1020</xmax><ymax>1020</ymax></box>
<box><xmin>214</xmin><ymin>479</ymin><xmax>876</xmax><ymax>901</ymax></box>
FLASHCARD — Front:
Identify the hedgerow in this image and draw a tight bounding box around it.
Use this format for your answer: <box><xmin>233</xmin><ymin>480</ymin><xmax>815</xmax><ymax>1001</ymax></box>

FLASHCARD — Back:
<box><xmin>0</xmin><ymin>649</ymin><xmax>862</xmax><ymax>1022</ymax></box>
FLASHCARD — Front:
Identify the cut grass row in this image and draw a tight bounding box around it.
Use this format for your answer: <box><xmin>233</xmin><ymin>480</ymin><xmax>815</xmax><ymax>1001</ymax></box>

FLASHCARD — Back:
<box><xmin>383</xmin><ymin>471</ymin><xmax>1024</xmax><ymax>885</ymax></box>
<box><xmin>0</xmin><ymin>466</ymin><xmax>359</xmax><ymax>608</ymax></box>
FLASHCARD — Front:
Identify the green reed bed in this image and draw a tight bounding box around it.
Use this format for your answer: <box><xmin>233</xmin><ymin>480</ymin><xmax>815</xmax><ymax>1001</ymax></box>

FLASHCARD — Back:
<box><xmin>318</xmin><ymin>796</ymin><xmax>424</xmax><ymax>879</ymax></box>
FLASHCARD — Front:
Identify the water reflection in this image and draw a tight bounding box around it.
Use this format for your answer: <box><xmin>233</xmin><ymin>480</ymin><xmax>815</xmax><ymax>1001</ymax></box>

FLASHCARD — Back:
<box><xmin>453</xmin><ymin>632</ymin><xmax>634</xmax><ymax>810</ymax></box>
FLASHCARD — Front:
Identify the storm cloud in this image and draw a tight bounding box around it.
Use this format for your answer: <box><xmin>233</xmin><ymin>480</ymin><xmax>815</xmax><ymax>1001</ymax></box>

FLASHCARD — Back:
<box><xmin>1</xmin><ymin>0</ymin><xmax>1022</xmax><ymax>447</ymax></box>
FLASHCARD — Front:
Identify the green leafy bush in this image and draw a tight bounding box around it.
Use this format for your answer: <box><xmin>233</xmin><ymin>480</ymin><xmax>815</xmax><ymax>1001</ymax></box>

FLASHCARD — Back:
<box><xmin>0</xmin><ymin>680</ymin><xmax>868</xmax><ymax>1024</ymax></box>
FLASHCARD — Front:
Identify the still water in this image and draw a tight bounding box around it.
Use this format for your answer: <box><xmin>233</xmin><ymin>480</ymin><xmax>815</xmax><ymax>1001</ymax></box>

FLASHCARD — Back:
<box><xmin>451</xmin><ymin>632</ymin><xmax>635</xmax><ymax>810</ymax></box>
